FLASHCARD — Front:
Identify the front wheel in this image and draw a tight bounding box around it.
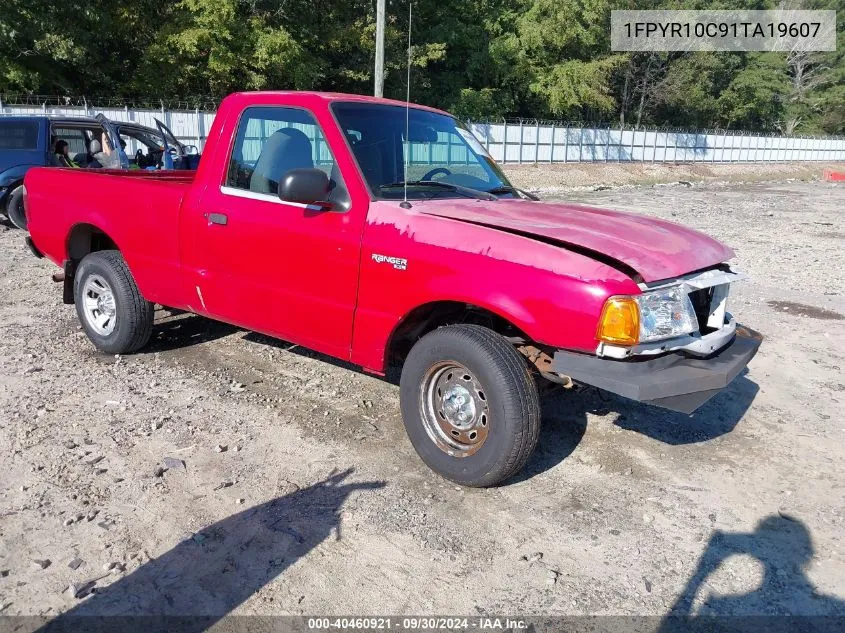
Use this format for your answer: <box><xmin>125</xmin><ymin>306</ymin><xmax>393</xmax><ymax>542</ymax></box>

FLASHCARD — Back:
<box><xmin>400</xmin><ymin>324</ymin><xmax>541</xmax><ymax>487</ymax></box>
<box><xmin>74</xmin><ymin>250</ymin><xmax>154</xmax><ymax>354</ymax></box>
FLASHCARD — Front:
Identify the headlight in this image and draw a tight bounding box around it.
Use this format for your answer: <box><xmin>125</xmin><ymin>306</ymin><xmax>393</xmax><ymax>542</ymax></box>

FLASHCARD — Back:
<box><xmin>597</xmin><ymin>286</ymin><xmax>697</xmax><ymax>346</ymax></box>
<box><xmin>636</xmin><ymin>286</ymin><xmax>697</xmax><ymax>342</ymax></box>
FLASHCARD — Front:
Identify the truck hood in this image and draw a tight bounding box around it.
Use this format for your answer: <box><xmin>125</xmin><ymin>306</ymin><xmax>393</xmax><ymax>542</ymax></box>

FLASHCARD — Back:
<box><xmin>417</xmin><ymin>198</ymin><xmax>734</xmax><ymax>282</ymax></box>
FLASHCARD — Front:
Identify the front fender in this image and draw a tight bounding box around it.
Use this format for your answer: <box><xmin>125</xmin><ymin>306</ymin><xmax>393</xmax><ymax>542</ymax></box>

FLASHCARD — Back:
<box><xmin>350</xmin><ymin>201</ymin><xmax>642</xmax><ymax>372</ymax></box>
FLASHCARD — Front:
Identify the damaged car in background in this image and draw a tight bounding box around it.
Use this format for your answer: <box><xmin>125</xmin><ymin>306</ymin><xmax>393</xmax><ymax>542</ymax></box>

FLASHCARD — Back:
<box><xmin>0</xmin><ymin>113</ymin><xmax>199</xmax><ymax>229</ymax></box>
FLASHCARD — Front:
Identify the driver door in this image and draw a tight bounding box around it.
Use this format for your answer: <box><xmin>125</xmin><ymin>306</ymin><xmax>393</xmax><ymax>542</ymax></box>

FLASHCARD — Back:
<box><xmin>180</xmin><ymin>105</ymin><xmax>364</xmax><ymax>359</ymax></box>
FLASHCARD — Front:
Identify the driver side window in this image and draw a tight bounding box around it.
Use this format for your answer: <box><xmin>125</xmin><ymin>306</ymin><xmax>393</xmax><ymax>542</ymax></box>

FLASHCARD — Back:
<box><xmin>226</xmin><ymin>107</ymin><xmax>346</xmax><ymax>206</ymax></box>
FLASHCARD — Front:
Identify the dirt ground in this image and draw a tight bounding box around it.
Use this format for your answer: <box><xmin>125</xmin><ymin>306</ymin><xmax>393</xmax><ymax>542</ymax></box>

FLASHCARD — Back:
<box><xmin>506</xmin><ymin>160</ymin><xmax>845</xmax><ymax>191</ymax></box>
<box><xmin>0</xmin><ymin>174</ymin><xmax>843</xmax><ymax>627</ymax></box>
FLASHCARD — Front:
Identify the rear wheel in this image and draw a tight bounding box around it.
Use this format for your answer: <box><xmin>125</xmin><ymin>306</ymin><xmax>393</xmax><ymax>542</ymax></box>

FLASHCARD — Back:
<box><xmin>5</xmin><ymin>185</ymin><xmax>26</xmax><ymax>230</ymax></box>
<box><xmin>74</xmin><ymin>250</ymin><xmax>154</xmax><ymax>354</ymax></box>
<box><xmin>400</xmin><ymin>324</ymin><xmax>541</xmax><ymax>487</ymax></box>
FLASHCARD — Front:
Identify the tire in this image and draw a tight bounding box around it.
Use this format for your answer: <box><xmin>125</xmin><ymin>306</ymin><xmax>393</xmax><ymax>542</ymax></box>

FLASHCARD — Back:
<box><xmin>73</xmin><ymin>250</ymin><xmax>154</xmax><ymax>354</ymax></box>
<box><xmin>6</xmin><ymin>185</ymin><xmax>27</xmax><ymax>230</ymax></box>
<box><xmin>400</xmin><ymin>324</ymin><xmax>541</xmax><ymax>487</ymax></box>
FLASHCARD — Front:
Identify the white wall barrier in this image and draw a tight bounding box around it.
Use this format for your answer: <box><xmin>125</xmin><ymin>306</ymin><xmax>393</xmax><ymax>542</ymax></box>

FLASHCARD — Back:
<box><xmin>466</xmin><ymin>121</ymin><xmax>845</xmax><ymax>163</ymax></box>
<box><xmin>2</xmin><ymin>100</ymin><xmax>843</xmax><ymax>163</ymax></box>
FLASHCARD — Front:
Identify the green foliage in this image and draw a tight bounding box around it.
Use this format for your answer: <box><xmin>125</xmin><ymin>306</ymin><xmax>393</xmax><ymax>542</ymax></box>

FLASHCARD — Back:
<box><xmin>452</xmin><ymin>88</ymin><xmax>511</xmax><ymax>119</ymax></box>
<box><xmin>531</xmin><ymin>57</ymin><xmax>628</xmax><ymax>117</ymax></box>
<box><xmin>1</xmin><ymin>0</ymin><xmax>843</xmax><ymax>134</ymax></box>
<box><xmin>655</xmin><ymin>53</ymin><xmax>742</xmax><ymax>128</ymax></box>
<box><xmin>716</xmin><ymin>53</ymin><xmax>788</xmax><ymax>131</ymax></box>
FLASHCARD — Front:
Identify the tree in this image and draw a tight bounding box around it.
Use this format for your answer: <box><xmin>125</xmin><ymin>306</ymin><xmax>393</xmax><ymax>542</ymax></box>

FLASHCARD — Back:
<box><xmin>0</xmin><ymin>0</ymin><xmax>842</xmax><ymax>135</ymax></box>
<box><xmin>617</xmin><ymin>53</ymin><xmax>672</xmax><ymax>128</ymax></box>
<box><xmin>0</xmin><ymin>0</ymin><xmax>173</xmax><ymax>96</ymax></box>
<box><xmin>716</xmin><ymin>53</ymin><xmax>789</xmax><ymax>131</ymax></box>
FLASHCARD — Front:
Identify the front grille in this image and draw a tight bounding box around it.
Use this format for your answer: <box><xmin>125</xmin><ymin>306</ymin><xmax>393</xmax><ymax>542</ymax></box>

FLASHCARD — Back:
<box><xmin>689</xmin><ymin>286</ymin><xmax>717</xmax><ymax>334</ymax></box>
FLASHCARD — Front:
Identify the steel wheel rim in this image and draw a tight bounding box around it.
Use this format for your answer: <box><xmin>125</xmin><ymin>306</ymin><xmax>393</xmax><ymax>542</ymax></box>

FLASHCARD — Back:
<box><xmin>420</xmin><ymin>361</ymin><xmax>490</xmax><ymax>457</ymax></box>
<box><xmin>82</xmin><ymin>274</ymin><xmax>117</xmax><ymax>336</ymax></box>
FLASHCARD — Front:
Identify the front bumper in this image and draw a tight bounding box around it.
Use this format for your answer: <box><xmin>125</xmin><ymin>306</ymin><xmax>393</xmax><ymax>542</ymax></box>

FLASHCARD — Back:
<box><xmin>551</xmin><ymin>325</ymin><xmax>762</xmax><ymax>414</ymax></box>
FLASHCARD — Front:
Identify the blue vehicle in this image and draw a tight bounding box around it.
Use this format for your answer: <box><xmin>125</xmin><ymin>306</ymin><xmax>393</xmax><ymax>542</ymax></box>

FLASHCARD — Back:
<box><xmin>0</xmin><ymin>114</ymin><xmax>200</xmax><ymax>229</ymax></box>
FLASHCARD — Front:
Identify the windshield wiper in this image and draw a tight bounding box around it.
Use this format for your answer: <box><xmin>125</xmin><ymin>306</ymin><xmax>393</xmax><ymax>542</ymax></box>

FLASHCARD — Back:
<box><xmin>486</xmin><ymin>185</ymin><xmax>540</xmax><ymax>201</ymax></box>
<box><xmin>379</xmin><ymin>180</ymin><xmax>496</xmax><ymax>201</ymax></box>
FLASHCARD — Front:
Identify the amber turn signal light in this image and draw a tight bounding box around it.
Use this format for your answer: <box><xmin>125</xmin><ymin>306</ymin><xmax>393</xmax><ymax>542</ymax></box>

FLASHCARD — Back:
<box><xmin>596</xmin><ymin>297</ymin><xmax>640</xmax><ymax>346</ymax></box>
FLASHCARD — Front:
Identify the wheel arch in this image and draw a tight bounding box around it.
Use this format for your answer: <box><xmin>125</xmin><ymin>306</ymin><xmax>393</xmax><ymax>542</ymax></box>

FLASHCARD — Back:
<box><xmin>63</xmin><ymin>223</ymin><xmax>122</xmax><ymax>304</ymax></box>
<box><xmin>384</xmin><ymin>299</ymin><xmax>532</xmax><ymax>367</ymax></box>
<box><xmin>66</xmin><ymin>222</ymin><xmax>121</xmax><ymax>261</ymax></box>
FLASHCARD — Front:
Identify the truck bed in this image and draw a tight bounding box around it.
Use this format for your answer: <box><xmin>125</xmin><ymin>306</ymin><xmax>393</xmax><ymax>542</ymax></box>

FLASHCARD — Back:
<box><xmin>25</xmin><ymin>167</ymin><xmax>196</xmax><ymax>308</ymax></box>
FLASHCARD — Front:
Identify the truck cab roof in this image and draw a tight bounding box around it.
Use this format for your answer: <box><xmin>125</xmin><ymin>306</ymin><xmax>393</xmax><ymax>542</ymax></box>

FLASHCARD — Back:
<box><xmin>223</xmin><ymin>91</ymin><xmax>452</xmax><ymax>117</ymax></box>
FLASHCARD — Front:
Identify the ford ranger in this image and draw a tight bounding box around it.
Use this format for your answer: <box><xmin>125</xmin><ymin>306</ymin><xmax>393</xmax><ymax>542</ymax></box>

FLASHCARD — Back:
<box><xmin>23</xmin><ymin>91</ymin><xmax>761</xmax><ymax>486</ymax></box>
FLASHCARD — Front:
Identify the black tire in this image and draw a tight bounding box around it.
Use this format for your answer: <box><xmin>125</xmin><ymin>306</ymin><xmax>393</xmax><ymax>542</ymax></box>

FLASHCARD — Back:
<box><xmin>73</xmin><ymin>250</ymin><xmax>154</xmax><ymax>354</ymax></box>
<box><xmin>6</xmin><ymin>185</ymin><xmax>27</xmax><ymax>230</ymax></box>
<box><xmin>400</xmin><ymin>324</ymin><xmax>541</xmax><ymax>487</ymax></box>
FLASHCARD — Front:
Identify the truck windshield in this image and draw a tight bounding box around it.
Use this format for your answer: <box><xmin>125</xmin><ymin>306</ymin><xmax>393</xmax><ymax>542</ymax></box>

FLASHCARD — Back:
<box><xmin>332</xmin><ymin>102</ymin><xmax>513</xmax><ymax>200</ymax></box>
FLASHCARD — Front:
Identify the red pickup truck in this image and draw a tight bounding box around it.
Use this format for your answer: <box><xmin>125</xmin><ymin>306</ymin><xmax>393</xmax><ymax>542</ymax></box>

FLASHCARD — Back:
<box><xmin>23</xmin><ymin>91</ymin><xmax>761</xmax><ymax>486</ymax></box>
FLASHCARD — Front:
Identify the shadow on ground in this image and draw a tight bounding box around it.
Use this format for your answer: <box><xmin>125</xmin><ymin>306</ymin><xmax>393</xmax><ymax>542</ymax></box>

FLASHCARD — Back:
<box><xmin>515</xmin><ymin>371</ymin><xmax>759</xmax><ymax>482</ymax></box>
<box><xmin>242</xmin><ymin>331</ymin><xmax>381</xmax><ymax>379</ymax></box>
<box><xmin>142</xmin><ymin>311</ymin><xmax>240</xmax><ymax>353</ymax></box>
<box><xmin>611</xmin><ymin>371</ymin><xmax>759</xmax><ymax>445</ymax></box>
<box><xmin>135</xmin><ymin>313</ymin><xmax>760</xmax><ymax>486</ymax></box>
<box><xmin>656</xmin><ymin>514</ymin><xmax>845</xmax><ymax>631</ymax></box>
<box><xmin>37</xmin><ymin>470</ymin><xmax>384</xmax><ymax>632</ymax></box>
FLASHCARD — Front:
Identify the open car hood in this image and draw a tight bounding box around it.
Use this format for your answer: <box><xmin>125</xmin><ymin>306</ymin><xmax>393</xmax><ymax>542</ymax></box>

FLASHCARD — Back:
<box><xmin>417</xmin><ymin>198</ymin><xmax>735</xmax><ymax>283</ymax></box>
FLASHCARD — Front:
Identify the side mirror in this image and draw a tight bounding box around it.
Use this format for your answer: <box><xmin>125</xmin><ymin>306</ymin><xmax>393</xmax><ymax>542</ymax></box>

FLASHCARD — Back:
<box><xmin>184</xmin><ymin>145</ymin><xmax>199</xmax><ymax>155</ymax></box>
<box><xmin>278</xmin><ymin>168</ymin><xmax>331</xmax><ymax>207</ymax></box>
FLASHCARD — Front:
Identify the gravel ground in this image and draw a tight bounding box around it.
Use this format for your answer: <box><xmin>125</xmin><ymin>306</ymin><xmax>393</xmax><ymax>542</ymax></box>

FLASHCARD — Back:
<box><xmin>506</xmin><ymin>161</ymin><xmax>845</xmax><ymax>191</ymax></box>
<box><xmin>0</xmin><ymin>177</ymin><xmax>843</xmax><ymax>626</ymax></box>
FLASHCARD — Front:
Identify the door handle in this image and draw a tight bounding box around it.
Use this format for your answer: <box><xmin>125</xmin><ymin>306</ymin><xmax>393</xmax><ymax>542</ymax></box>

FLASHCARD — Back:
<box><xmin>204</xmin><ymin>212</ymin><xmax>228</xmax><ymax>226</ymax></box>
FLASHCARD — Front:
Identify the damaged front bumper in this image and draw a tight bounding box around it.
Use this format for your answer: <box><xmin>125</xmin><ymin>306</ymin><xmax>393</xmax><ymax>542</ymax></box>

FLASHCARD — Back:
<box><xmin>551</xmin><ymin>325</ymin><xmax>762</xmax><ymax>414</ymax></box>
